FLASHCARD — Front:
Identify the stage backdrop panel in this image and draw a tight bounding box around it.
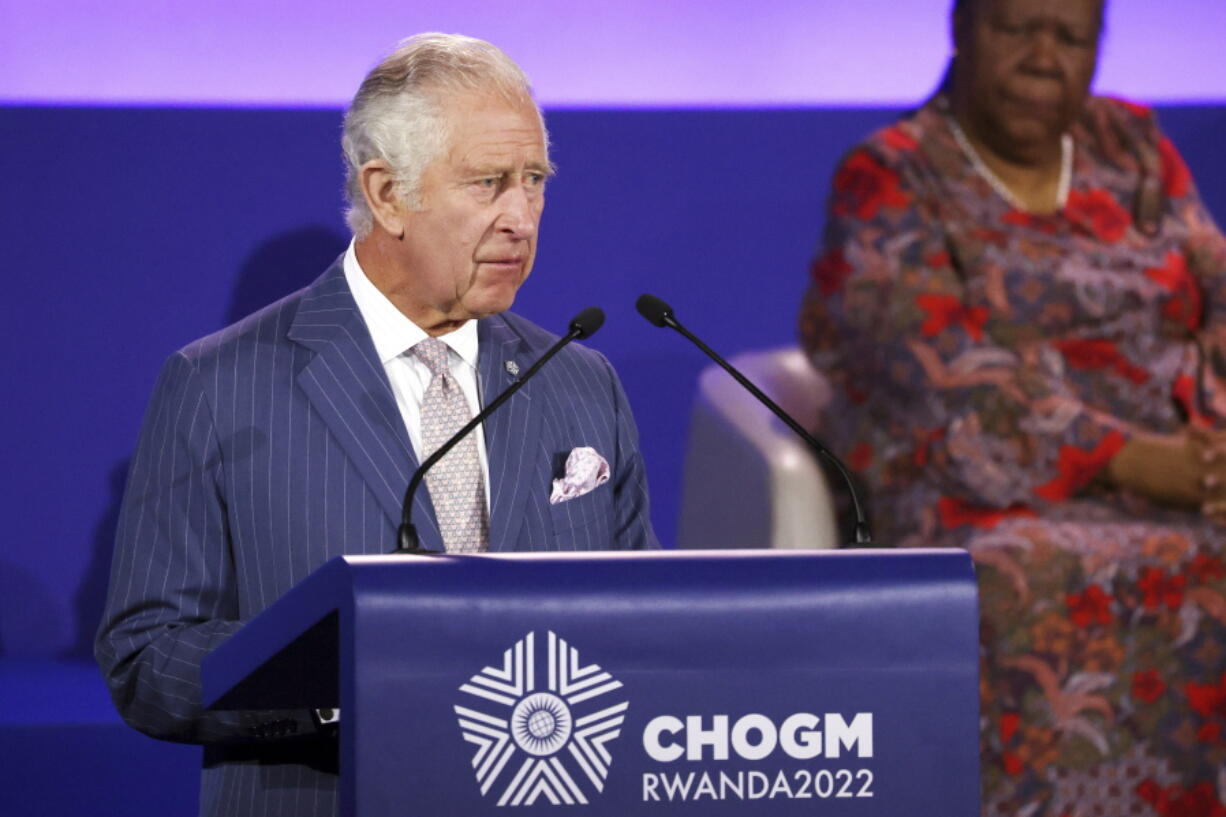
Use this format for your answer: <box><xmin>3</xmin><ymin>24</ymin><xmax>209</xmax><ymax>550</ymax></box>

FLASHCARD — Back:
<box><xmin>1</xmin><ymin>104</ymin><xmax>1224</xmax><ymax>660</ymax></box>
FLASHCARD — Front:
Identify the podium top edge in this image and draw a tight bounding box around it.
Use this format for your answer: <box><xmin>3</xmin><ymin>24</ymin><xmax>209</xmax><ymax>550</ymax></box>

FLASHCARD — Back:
<box><xmin>332</xmin><ymin>549</ymin><xmax>974</xmax><ymax>579</ymax></box>
<box><xmin>339</xmin><ymin>548</ymin><xmax>967</xmax><ymax>565</ymax></box>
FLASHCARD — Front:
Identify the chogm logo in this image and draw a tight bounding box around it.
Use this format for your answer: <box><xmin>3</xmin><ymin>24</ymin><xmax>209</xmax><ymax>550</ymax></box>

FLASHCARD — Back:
<box><xmin>454</xmin><ymin>631</ymin><xmax>628</xmax><ymax>806</ymax></box>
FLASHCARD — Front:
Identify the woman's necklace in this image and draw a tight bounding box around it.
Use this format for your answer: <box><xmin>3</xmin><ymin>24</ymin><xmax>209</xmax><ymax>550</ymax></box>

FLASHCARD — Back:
<box><xmin>948</xmin><ymin>118</ymin><xmax>1072</xmax><ymax>212</ymax></box>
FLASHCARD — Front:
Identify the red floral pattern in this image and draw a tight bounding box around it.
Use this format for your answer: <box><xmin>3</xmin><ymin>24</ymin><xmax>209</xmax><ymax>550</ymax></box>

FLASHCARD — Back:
<box><xmin>1113</xmin><ymin>97</ymin><xmax>1154</xmax><ymax>119</ymax></box>
<box><xmin>1186</xmin><ymin>672</ymin><xmax>1226</xmax><ymax>745</ymax></box>
<box><xmin>1132</xmin><ymin>669</ymin><xmax>1167</xmax><ymax>703</ymax></box>
<box><xmin>1138</xmin><ymin>566</ymin><xmax>1187</xmax><ymax>611</ymax></box>
<box><xmin>848</xmin><ymin>442</ymin><xmax>873</xmax><ymax>470</ymax></box>
<box><xmin>1189</xmin><ymin>553</ymin><xmax>1226</xmax><ymax>583</ymax></box>
<box><xmin>937</xmin><ymin>496</ymin><xmax>1035</xmax><ymax>529</ymax></box>
<box><xmin>1002</xmin><ymin>208</ymin><xmax>1059</xmax><ymax>234</ymax></box>
<box><xmin>911</xmin><ymin>427</ymin><xmax>946</xmax><ymax>466</ymax></box>
<box><xmin>924</xmin><ymin>250</ymin><xmax>951</xmax><ymax>268</ymax></box>
<box><xmin>1002</xmin><ymin>752</ymin><xmax>1024</xmax><ymax>776</ymax></box>
<box><xmin>809</xmin><ymin>248</ymin><xmax>853</xmax><ymax>296</ymax></box>
<box><xmin>800</xmin><ymin>95</ymin><xmax>1226</xmax><ymax>817</ymax></box>
<box><xmin>1146</xmin><ymin>250</ymin><xmax>1203</xmax><ymax>331</ymax></box>
<box><xmin>1064</xmin><ymin>188</ymin><xmax>1133</xmax><ymax>242</ymax></box>
<box><xmin>1034</xmin><ymin>431</ymin><xmax>1127</xmax><ymax>502</ymax></box>
<box><xmin>880</xmin><ymin>123</ymin><xmax>919</xmax><ymax>152</ymax></box>
<box><xmin>1138</xmin><ymin>780</ymin><xmax>1226</xmax><ymax>817</ymax></box>
<box><xmin>1173</xmin><ymin>374</ymin><xmax>1212</xmax><ymax>429</ymax></box>
<box><xmin>1065</xmin><ymin>583</ymin><xmax>1114</xmax><ymax>628</ymax></box>
<box><xmin>916</xmin><ymin>293</ymin><xmax>990</xmax><ymax>340</ymax></box>
<box><xmin>1000</xmin><ymin>711</ymin><xmax>1021</xmax><ymax>743</ymax></box>
<box><xmin>831</xmin><ymin>149</ymin><xmax>911</xmax><ymax>220</ymax></box>
<box><xmin>1055</xmin><ymin>338</ymin><xmax>1150</xmax><ymax>384</ymax></box>
<box><xmin>973</xmin><ymin>531</ymin><xmax>1226</xmax><ymax>816</ymax></box>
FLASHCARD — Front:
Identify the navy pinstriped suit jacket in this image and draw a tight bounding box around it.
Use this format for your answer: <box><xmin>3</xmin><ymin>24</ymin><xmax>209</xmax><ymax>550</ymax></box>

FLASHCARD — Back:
<box><xmin>96</xmin><ymin>258</ymin><xmax>657</xmax><ymax>816</ymax></box>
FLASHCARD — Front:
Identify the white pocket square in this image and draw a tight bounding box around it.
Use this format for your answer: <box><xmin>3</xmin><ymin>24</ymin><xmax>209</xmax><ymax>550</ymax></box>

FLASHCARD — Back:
<box><xmin>550</xmin><ymin>446</ymin><xmax>610</xmax><ymax>504</ymax></box>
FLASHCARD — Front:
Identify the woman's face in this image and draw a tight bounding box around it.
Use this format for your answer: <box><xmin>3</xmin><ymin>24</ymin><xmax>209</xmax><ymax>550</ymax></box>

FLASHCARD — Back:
<box><xmin>952</xmin><ymin>0</ymin><xmax>1102</xmax><ymax>163</ymax></box>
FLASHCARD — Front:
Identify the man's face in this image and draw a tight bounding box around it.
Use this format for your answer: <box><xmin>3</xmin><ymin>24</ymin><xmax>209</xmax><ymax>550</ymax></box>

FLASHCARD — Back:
<box><xmin>955</xmin><ymin>0</ymin><xmax>1101</xmax><ymax>162</ymax></box>
<box><xmin>392</xmin><ymin>91</ymin><xmax>549</xmax><ymax>331</ymax></box>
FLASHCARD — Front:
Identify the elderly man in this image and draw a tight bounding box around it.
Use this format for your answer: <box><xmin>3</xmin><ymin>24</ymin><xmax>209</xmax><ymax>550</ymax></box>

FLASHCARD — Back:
<box><xmin>96</xmin><ymin>33</ymin><xmax>656</xmax><ymax>817</ymax></box>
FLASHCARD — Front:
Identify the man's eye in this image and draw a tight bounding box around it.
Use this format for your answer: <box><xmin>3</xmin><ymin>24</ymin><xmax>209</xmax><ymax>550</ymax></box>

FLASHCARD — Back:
<box><xmin>526</xmin><ymin>172</ymin><xmax>546</xmax><ymax>186</ymax></box>
<box><xmin>477</xmin><ymin>177</ymin><xmax>499</xmax><ymax>188</ymax></box>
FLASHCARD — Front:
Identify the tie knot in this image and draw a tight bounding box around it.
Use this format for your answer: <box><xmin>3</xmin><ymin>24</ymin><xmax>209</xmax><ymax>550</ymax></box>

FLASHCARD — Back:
<box><xmin>413</xmin><ymin>337</ymin><xmax>453</xmax><ymax>378</ymax></box>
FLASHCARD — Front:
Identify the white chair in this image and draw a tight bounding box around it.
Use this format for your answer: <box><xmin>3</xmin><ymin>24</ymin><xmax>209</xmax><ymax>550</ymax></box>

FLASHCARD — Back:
<box><xmin>676</xmin><ymin>346</ymin><xmax>840</xmax><ymax>550</ymax></box>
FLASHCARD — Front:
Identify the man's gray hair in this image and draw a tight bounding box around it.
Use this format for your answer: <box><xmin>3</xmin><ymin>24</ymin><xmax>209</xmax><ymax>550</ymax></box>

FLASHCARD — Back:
<box><xmin>341</xmin><ymin>33</ymin><xmax>546</xmax><ymax>239</ymax></box>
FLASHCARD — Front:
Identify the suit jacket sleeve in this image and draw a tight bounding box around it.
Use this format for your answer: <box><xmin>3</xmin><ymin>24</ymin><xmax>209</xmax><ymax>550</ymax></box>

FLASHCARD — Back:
<box><xmin>95</xmin><ymin>351</ymin><xmax>314</xmax><ymax>744</ymax></box>
<box><xmin>604</xmin><ymin>354</ymin><xmax>659</xmax><ymax>551</ymax></box>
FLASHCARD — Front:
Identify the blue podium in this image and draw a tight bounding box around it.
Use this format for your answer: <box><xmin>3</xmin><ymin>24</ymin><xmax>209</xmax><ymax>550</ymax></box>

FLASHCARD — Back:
<box><xmin>203</xmin><ymin>549</ymin><xmax>979</xmax><ymax>815</ymax></box>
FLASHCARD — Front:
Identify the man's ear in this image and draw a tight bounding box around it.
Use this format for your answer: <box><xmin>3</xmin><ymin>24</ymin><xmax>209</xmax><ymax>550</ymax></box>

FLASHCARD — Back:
<box><xmin>359</xmin><ymin>160</ymin><xmax>406</xmax><ymax>238</ymax></box>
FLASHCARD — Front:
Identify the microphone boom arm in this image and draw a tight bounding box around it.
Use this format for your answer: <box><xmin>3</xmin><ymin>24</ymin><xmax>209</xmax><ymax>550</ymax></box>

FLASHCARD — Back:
<box><xmin>640</xmin><ymin>295</ymin><xmax>872</xmax><ymax>546</ymax></box>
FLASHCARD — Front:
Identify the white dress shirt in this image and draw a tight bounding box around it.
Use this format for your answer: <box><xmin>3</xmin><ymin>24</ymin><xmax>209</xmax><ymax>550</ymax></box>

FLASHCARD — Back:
<box><xmin>342</xmin><ymin>241</ymin><xmax>491</xmax><ymax>511</ymax></box>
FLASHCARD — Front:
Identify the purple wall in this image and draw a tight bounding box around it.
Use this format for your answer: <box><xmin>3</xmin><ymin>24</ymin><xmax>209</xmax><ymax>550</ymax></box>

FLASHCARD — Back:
<box><xmin>3</xmin><ymin>0</ymin><xmax>1225</xmax><ymax>107</ymax></box>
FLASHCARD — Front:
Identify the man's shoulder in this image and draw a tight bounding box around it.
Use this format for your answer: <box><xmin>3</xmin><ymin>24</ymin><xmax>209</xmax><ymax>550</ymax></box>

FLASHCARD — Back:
<box><xmin>178</xmin><ymin>292</ymin><xmax>297</xmax><ymax>365</ymax></box>
<box><xmin>176</xmin><ymin>260</ymin><xmax>347</xmax><ymax>369</ymax></box>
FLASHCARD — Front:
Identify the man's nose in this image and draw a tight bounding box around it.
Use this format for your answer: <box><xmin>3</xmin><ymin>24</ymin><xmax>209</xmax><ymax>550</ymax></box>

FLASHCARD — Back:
<box><xmin>497</xmin><ymin>184</ymin><xmax>538</xmax><ymax>238</ymax></box>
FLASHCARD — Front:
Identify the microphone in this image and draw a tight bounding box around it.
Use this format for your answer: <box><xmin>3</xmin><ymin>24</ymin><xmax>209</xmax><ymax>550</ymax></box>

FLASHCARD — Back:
<box><xmin>394</xmin><ymin>307</ymin><xmax>606</xmax><ymax>554</ymax></box>
<box><xmin>635</xmin><ymin>293</ymin><xmax>872</xmax><ymax>546</ymax></box>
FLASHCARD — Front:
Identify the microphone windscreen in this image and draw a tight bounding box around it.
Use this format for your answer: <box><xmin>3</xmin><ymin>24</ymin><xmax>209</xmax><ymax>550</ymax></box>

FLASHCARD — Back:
<box><xmin>569</xmin><ymin>306</ymin><xmax>605</xmax><ymax>339</ymax></box>
<box><xmin>635</xmin><ymin>294</ymin><xmax>673</xmax><ymax>327</ymax></box>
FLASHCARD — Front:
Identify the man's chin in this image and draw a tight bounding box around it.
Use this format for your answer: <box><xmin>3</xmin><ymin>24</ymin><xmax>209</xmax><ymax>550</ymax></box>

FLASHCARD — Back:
<box><xmin>462</xmin><ymin>288</ymin><xmax>520</xmax><ymax>321</ymax></box>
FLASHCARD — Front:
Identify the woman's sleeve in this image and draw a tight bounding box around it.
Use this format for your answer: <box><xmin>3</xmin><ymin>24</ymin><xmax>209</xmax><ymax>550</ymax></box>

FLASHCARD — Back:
<box><xmin>1155</xmin><ymin>120</ymin><xmax>1226</xmax><ymax>421</ymax></box>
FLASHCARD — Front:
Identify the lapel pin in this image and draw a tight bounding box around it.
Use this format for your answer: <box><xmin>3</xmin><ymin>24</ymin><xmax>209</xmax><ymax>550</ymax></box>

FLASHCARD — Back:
<box><xmin>505</xmin><ymin>360</ymin><xmax>520</xmax><ymax>377</ymax></box>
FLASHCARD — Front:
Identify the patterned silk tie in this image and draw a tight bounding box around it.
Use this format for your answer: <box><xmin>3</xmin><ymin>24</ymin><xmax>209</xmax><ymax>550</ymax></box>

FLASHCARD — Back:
<box><xmin>413</xmin><ymin>337</ymin><xmax>489</xmax><ymax>553</ymax></box>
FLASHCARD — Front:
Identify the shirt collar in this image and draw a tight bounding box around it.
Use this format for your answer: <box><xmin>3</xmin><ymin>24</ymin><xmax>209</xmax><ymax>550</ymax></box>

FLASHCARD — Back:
<box><xmin>343</xmin><ymin>240</ymin><xmax>479</xmax><ymax>369</ymax></box>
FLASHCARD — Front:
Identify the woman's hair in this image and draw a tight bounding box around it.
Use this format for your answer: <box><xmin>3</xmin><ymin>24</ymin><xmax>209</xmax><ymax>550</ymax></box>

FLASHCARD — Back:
<box><xmin>951</xmin><ymin>0</ymin><xmax>1106</xmax><ymax>28</ymax></box>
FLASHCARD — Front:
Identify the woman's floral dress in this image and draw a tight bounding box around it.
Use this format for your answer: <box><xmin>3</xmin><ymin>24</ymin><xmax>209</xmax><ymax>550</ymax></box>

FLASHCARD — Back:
<box><xmin>800</xmin><ymin>95</ymin><xmax>1226</xmax><ymax>817</ymax></box>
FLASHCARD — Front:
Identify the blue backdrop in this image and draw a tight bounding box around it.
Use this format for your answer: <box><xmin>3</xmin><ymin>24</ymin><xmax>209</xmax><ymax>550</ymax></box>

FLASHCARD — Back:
<box><xmin>2</xmin><ymin>104</ymin><xmax>1225</xmax><ymax>662</ymax></box>
<box><xmin>1</xmin><ymin>101</ymin><xmax>1224</xmax><ymax>817</ymax></box>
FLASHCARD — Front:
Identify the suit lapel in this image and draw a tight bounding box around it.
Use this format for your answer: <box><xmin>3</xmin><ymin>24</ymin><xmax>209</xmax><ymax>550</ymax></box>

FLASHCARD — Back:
<box><xmin>479</xmin><ymin>315</ymin><xmax>544</xmax><ymax>552</ymax></box>
<box><xmin>287</xmin><ymin>261</ymin><xmax>444</xmax><ymax>552</ymax></box>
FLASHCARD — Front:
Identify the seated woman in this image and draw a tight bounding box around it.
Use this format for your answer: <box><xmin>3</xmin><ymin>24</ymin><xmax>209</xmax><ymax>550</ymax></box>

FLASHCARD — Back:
<box><xmin>799</xmin><ymin>0</ymin><xmax>1226</xmax><ymax>814</ymax></box>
